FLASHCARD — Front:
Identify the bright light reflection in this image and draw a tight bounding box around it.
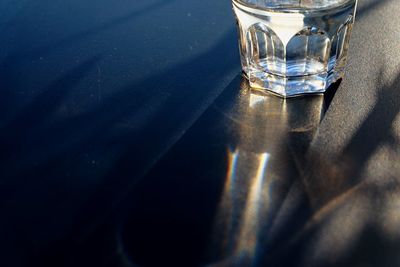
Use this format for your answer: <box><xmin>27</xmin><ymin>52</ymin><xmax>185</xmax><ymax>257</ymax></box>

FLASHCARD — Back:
<box><xmin>249</xmin><ymin>93</ymin><xmax>266</xmax><ymax>108</ymax></box>
<box><xmin>227</xmin><ymin>150</ymin><xmax>239</xmax><ymax>195</ymax></box>
<box><xmin>222</xmin><ymin>149</ymin><xmax>239</xmax><ymax>248</ymax></box>
<box><xmin>209</xmin><ymin>149</ymin><xmax>240</xmax><ymax>256</ymax></box>
<box><xmin>269</xmin><ymin>14</ymin><xmax>305</xmax><ymax>45</ymax></box>
<box><xmin>235</xmin><ymin>153</ymin><xmax>270</xmax><ymax>259</ymax></box>
<box><xmin>209</xmin><ymin>151</ymin><xmax>271</xmax><ymax>266</ymax></box>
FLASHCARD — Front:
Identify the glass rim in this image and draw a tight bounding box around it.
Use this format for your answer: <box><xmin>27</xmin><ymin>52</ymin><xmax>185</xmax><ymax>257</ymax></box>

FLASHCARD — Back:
<box><xmin>232</xmin><ymin>0</ymin><xmax>357</xmax><ymax>14</ymax></box>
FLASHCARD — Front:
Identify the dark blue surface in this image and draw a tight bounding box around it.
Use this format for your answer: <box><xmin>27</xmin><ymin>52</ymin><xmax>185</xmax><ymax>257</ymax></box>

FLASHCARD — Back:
<box><xmin>0</xmin><ymin>0</ymin><xmax>240</xmax><ymax>266</ymax></box>
<box><xmin>1</xmin><ymin>0</ymin><xmax>400</xmax><ymax>266</ymax></box>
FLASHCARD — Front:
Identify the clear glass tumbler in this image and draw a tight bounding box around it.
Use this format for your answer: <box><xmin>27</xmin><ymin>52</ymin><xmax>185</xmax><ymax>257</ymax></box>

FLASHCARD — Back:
<box><xmin>232</xmin><ymin>0</ymin><xmax>358</xmax><ymax>97</ymax></box>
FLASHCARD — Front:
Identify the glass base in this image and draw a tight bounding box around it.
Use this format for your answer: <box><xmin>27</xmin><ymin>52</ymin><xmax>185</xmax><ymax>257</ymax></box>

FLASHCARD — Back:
<box><xmin>246</xmin><ymin>68</ymin><xmax>344</xmax><ymax>98</ymax></box>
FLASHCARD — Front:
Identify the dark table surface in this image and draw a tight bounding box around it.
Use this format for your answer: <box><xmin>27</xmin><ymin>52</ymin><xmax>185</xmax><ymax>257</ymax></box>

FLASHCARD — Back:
<box><xmin>1</xmin><ymin>0</ymin><xmax>400</xmax><ymax>266</ymax></box>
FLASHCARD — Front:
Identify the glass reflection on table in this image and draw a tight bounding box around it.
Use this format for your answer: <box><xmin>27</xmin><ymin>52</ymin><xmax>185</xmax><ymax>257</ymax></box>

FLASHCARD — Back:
<box><xmin>115</xmin><ymin>76</ymin><xmax>339</xmax><ymax>267</ymax></box>
<box><xmin>208</xmin><ymin>78</ymin><xmax>333</xmax><ymax>266</ymax></box>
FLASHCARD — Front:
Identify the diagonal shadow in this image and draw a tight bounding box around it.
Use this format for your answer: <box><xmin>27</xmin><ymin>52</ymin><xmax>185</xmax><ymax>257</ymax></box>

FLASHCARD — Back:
<box><xmin>0</xmin><ymin>28</ymin><xmax>239</xmax><ymax>267</ymax></box>
<box><xmin>304</xmin><ymin>70</ymin><xmax>400</xmax><ymax>209</ymax></box>
<box><xmin>0</xmin><ymin>1</ymin><xmax>393</xmax><ymax>266</ymax></box>
<box><xmin>28</xmin><ymin>0</ymin><xmax>176</xmax><ymax>57</ymax></box>
<box><xmin>64</xmin><ymin>28</ymin><xmax>239</xmax><ymax>237</ymax></box>
<box><xmin>0</xmin><ymin>0</ymin><xmax>30</xmax><ymax>31</ymax></box>
<box><xmin>0</xmin><ymin>55</ymin><xmax>102</xmax><ymax>137</ymax></box>
<box><xmin>55</xmin><ymin>1</ymin><xmax>396</xmax><ymax>263</ymax></box>
<box><xmin>0</xmin><ymin>28</ymin><xmax>238</xmax><ymax>179</ymax></box>
<box><xmin>266</xmin><ymin>70</ymin><xmax>400</xmax><ymax>267</ymax></box>
<box><xmin>0</xmin><ymin>0</ymin><xmax>176</xmax><ymax>68</ymax></box>
<box><xmin>0</xmin><ymin>55</ymin><xmax>102</xmax><ymax>195</ymax></box>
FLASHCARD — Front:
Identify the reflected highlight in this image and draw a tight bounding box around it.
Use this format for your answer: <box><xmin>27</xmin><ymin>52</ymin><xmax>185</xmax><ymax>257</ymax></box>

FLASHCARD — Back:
<box><xmin>235</xmin><ymin>153</ymin><xmax>270</xmax><ymax>264</ymax></box>
<box><xmin>208</xmin><ymin>149</ymin><xmax>240</xmax><ymax>257</ymax></box>
<box><xmin>226</xmin><ymin>149</ymin><xmax>240</xmax><ymax>197</ymax></box>
<box><xmin>206</xmin><ymin>77</ymin><xmax>335</xmax><ymax>266</ymax></box>
<box><xmin>249</xmin><ymin>93</ymin><xmax>267</xmax><ymax>109</ymax></box>
<box><xmin>222</xmin><ymin>149</ymin><xmax>240</xmax><ymax>253</ymax></box>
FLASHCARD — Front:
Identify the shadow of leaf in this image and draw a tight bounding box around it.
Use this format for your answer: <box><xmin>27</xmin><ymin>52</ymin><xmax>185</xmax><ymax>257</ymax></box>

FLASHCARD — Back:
<box><xmin>0</xmin><ymin>0</ymin><xmax>176</xmax><ymax>68</ymax></box>
<box><xmin>266</xmin><ymin>69</ymin><xmax>400</xmax><ymax>267</ymax></box>
<box><xmin>0</xmin><ymin>29</ymin><xmax>239</xmax><ymax>267</ymax></box>
<box><xmin>304</xmin><ymin>70</ymin><xmax>400</xmax><ymax>209</ymax></box>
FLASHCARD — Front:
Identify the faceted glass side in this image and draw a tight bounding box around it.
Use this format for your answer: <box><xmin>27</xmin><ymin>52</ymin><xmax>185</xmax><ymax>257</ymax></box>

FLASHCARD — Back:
<box><xmin>246</xmin><ymin>23</ymin><xmax>285</xmax><ymax>76</ymax></box>
<box><xmin>233</xmin><ymin>0</ymin><xmax>357</xmax><ymax>97</ymax></box>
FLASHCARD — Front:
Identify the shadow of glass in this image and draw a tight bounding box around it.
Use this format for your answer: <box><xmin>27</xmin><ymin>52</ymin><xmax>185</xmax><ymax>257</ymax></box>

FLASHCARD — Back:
<box><xmin>205</xmin><ymin>78</ymin><xmax>340</xmax><ymax>267</ymax></box>
<box><xmin>112</xmin><ymin>71</ymin><xmax>400</xmax><ymax>267</ymax></box>
<box><xmin>111</xmin><ymin>76</ymin><xmax>339</xmax><ymax>267</ymax></box>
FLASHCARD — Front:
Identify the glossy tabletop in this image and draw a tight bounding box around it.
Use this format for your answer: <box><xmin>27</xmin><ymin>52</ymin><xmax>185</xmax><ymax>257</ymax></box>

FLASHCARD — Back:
<box><xmin>0</xmin><ymin>0</ymin><xmax>399</xmax><ymax>266</ymax></box>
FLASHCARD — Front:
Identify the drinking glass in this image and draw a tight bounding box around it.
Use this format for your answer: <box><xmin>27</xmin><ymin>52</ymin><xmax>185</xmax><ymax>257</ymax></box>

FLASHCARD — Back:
<box><xmin>232</xmin><ymin>0</ymin><xmax>358</xmax><ymax>97</ymax></box>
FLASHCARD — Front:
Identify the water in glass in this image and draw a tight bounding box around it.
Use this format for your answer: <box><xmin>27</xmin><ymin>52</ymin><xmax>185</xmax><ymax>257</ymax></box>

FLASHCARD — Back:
<box><xmin>233</xmin><ymin>0</ymin><xmax>357</xmax><ymax>97</ymax></box>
